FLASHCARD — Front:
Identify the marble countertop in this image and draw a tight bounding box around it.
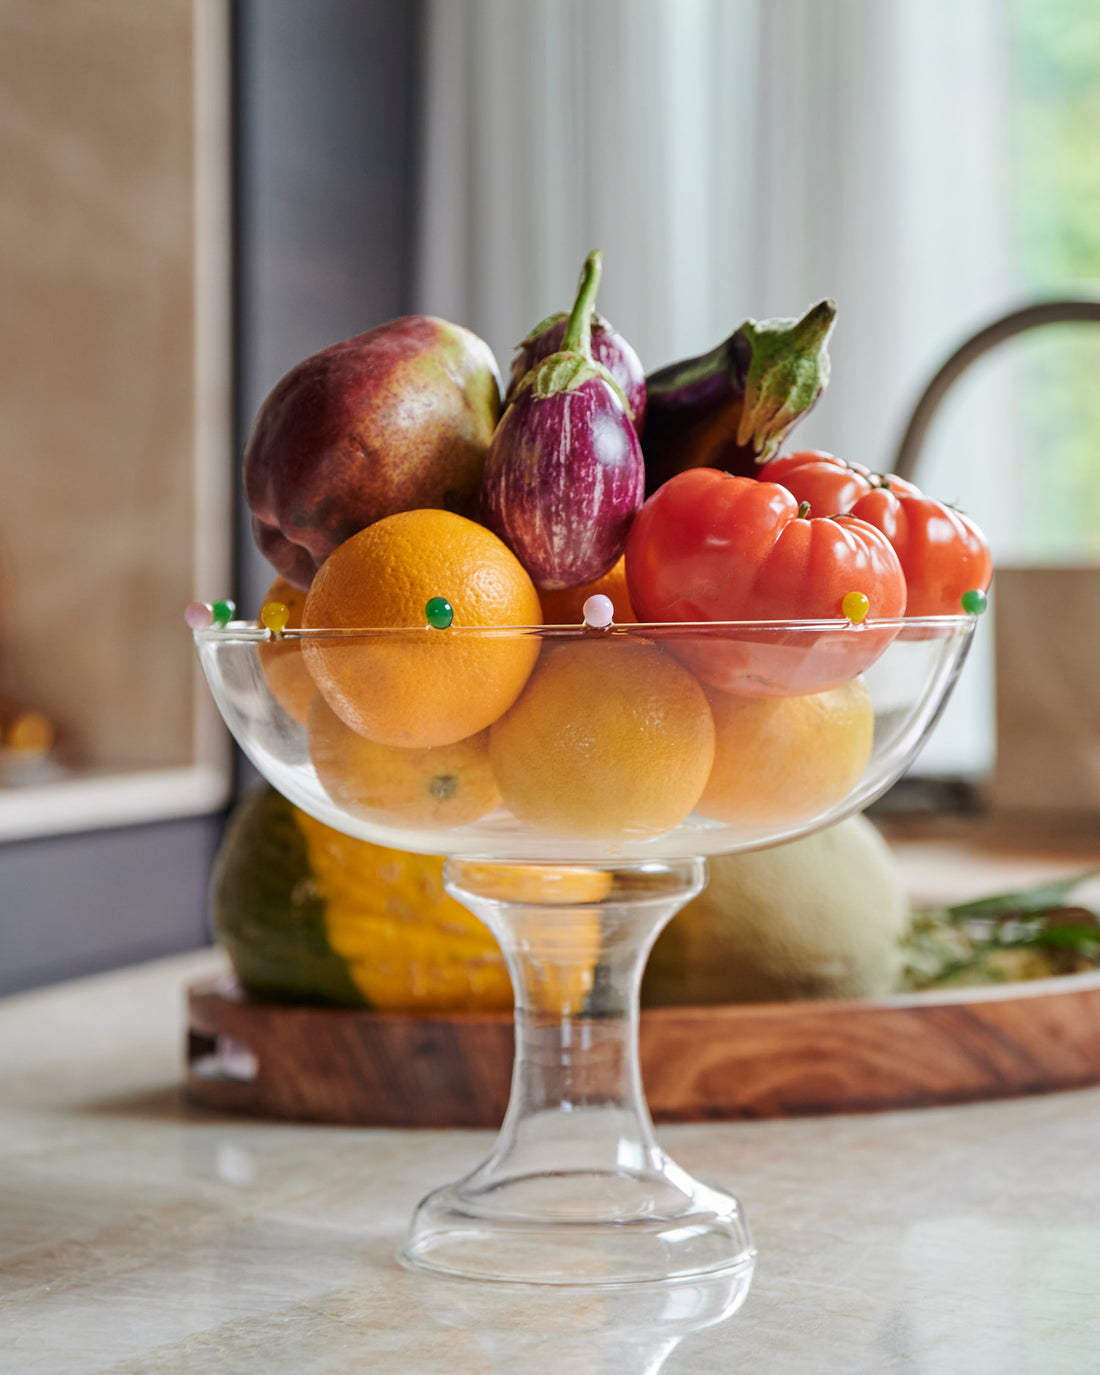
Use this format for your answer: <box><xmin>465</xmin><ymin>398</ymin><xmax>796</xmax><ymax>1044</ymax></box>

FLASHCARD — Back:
<box><xmin>2</xmin><ymin>948</ymin><xmax>1100</xmax><ymax>1374</ymax></box>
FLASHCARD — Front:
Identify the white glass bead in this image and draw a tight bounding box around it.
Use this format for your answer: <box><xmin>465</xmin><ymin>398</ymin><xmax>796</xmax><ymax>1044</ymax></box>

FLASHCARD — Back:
<box><xmin>582</xmin><ymin>594</ymin><xmax>614</xmax><ymax>629</ymax></box>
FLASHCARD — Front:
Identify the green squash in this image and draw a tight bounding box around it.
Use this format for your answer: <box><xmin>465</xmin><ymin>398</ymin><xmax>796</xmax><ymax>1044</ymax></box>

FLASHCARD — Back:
<box><xmin>211</xmin><ymin>786</ymin><xmax>513</xmax><ymax>1010</ymax></box>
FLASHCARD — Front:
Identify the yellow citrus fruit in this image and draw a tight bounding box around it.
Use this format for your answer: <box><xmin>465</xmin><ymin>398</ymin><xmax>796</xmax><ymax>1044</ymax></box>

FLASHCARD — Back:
<box><xmin>696</xmin><ymin>677</ymin><xmax>874</xmax><ymax>826</ymax></box>
<box><xmin>302</xmin><ymin>509</ymin><xmax>542</xmax><ymax>747</ymax></box>
<box><xmin>538</xmin><ymin>556</ymin><xmax>637</xmax><ymax>625</ymax></box>
<box><xmin>489</xmin><ymin>638</ymin><xmax>716</xmax><ymax>839</ymax></box>
<box><xmin>308</xmin><ymin>693</ymin><xmax>500</xmax><ymax>830</ymax></box>
<box><xmin>257</xmin><ymin>576</ymin><xmax>315</xmax><ymax>724</ymax></box>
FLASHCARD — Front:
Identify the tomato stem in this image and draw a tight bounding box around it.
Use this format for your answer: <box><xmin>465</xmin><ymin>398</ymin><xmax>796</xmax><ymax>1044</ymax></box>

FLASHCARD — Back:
<box><xmin>797</xmin><ymin>500</ymin><xmax>811</xmax><ymax>519</ymax></box>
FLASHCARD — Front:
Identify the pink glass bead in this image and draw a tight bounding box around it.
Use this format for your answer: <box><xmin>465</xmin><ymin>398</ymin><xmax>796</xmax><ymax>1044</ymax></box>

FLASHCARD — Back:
<box><xmin>185</xmin><ymin>601</ymin><xmax>214</xmax><ymax>629</ymax></box>
<box><xmin>583</xmin><ymin>594</ymin><xmax>614</xmax><ymax>629</ymax></box>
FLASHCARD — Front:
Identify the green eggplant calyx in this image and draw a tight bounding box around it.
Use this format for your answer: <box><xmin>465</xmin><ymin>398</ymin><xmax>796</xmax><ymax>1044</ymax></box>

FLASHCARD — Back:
<box><xmin>519</xmin><ymin>311</ymin><xmax>568</xmax><ymax>347</ymax></box>
<box><xmin>517</xmin><ymin>307</ymin><xmax>610</xmax><ymax>350</ymax></box>
<box><xmin>517</xmin><ymin>350</ymin><xmax>630</xmax><ymax>409</ymax></box>
<box><xmin>735</xmin><ymin>299</ymin><xmax>837</xmax><ymax>462</ymax></box>
<box><xmin>510</xmin><ymin>252</ymin><xmax>630</xmax><ymax>412</ymax></box>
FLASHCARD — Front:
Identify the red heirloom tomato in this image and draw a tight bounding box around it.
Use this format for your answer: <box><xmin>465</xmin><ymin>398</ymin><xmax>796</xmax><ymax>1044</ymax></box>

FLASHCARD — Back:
<box><xmin>759</xmin><ymin>451</ymin><xmax>988</xmax><ymax>617</ymax></box>
<box><xmin>849</xmin><ymin>488</ymin><xmax>992</xmax><ymax>617</ymax></box>
<box><xmin>760</xmin><ymin>451</ymin><xmax>875</xmax><ymax>514</ymax></box>
<box><xmin>625</xmin><ymin>469</ymin><xmax>907</xmax><ymax>696</ymax></box>
<box><xmin>759</xmin><ymin>450</ymin><xmax>919</xmax><ymax>514</ymax></box>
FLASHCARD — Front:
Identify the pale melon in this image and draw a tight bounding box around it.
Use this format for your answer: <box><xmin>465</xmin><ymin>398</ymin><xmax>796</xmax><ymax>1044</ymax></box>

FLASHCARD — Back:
<box><xmin>643</xmin><ymin>815</ymin><xmax>910</xmax><ymax>1004</ymax></box>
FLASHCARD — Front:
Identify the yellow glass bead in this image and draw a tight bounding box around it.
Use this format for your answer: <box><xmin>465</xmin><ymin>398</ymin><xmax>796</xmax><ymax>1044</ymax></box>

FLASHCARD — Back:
<box><xmin>842</xmin><ymin>591</ymin><xmax>870</xmax><ymax>624</ymax></box>
<box><xmin>261</xmin><ymin>600</ymin><xmax>290</xmax><ymax>634</ymax></box>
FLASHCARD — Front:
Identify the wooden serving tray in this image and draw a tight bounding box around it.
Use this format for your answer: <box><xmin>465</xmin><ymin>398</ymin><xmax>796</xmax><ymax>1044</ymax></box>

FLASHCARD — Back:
<box><xmin>185</xmin><ymin>972</ymin><xmax>1100</xmax><ymax>1126</ymax></box>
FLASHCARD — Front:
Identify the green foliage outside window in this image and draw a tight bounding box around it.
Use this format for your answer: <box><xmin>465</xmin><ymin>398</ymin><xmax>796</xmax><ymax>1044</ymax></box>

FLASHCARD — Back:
<box><xmin>1010</xmin><ymin>0</ymin><xmax>1100</xmax><ymax>560</ymax></box>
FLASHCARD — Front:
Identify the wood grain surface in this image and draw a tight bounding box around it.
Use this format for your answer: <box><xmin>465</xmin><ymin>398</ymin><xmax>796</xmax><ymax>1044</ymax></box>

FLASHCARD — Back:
<box><xmin>186</xmin><ymin>971</ymin><xmax>1100</xmax><ymax>1125</ymax></box>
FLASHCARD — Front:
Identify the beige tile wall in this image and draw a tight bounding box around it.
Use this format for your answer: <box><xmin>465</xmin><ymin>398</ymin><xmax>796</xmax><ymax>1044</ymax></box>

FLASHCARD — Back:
<box><xmin>0</xmin><ymin>0</ymin><xmax>198</xmax><ymax>770</ymax></box>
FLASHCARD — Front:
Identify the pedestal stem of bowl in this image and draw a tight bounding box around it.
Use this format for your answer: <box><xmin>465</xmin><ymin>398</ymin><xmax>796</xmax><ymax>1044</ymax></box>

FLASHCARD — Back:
<box><xmin>468</xmin><ymin>857</ymin><xmax>704</xmax><ymax>1179</ymax></box>
<box><xmin>402</xmin><ymin>857</ymin><xmax>755</xmax><ymax>1286</ymax></box>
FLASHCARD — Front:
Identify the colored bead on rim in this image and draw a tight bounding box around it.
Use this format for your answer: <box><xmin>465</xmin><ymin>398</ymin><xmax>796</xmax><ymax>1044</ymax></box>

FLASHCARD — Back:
<box><xmin>425</xmin><ymin>597</ymin><xmax>454</xmax><ymax>629</ymax></box>
<box><xmin>961</xmin><ymin>588</ymin><xmax>988</xmax><ymax>616</ymax></box>
<box><xmin>261</xmin><ymin>601</ymin><xmax>290</xmax><ymax>634</ymax></box>
<box><xmin>842</xmin><ymin>591</ymin><xmax>870</xmax><ymax>624</ymax></box>
<box><xmin>184</xmin><ymin>601</ymin><xmax>213</xmax><ymax>630</ymax></box>
<box><xmin>582</xmin><ymin>594</ymin><xmax>614</xmax><ymax>629</ymax></box>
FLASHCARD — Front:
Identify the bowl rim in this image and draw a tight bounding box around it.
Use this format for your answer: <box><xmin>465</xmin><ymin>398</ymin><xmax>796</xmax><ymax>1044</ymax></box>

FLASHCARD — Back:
<box><xmin>192</xmin><ymin>613</ymin><xmax>976</xmax><ymax>643</ymax></box>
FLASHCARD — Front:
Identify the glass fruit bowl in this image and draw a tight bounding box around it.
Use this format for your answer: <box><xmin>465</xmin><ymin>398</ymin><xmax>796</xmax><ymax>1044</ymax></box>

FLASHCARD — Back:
<box><xmin>193</xmin><ymin>613</ymin><xmax>975</xmax><ymax>1287</ymax></box>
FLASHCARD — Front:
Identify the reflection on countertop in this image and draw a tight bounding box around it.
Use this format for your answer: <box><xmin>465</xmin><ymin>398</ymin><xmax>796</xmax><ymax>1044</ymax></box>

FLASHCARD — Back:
<box><xmin>2</xmin><ymin>949</ymin><xmax>1099</xmax><ymax>1373</ymax></box>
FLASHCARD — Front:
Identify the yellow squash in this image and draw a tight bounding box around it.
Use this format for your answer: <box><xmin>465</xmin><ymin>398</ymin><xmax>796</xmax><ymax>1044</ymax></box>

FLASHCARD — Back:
<box><xmin>211</xmin><ymin>786</ymin><xmax>597</xmax><ymax>1013</ymax></box>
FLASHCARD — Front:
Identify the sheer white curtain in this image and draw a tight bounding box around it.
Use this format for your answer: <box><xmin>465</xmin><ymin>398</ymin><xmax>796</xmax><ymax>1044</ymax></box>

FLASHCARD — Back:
<box><xmin>417</xmin><ymin>0</ymin><xmax>761</xmax><ymax>375</ymax></box>
<box><xmin>417</xmin><ymin>0</ymin><xmax>1015</xmax><ymax>776</ymax></box>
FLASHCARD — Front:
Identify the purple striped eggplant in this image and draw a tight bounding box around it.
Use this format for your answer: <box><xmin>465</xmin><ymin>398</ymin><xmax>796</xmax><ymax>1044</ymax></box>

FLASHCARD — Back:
<box><xmin>505</xmin><ymin>309</ymin><xmax>647</xmax><ymax>433</ymax></box>
<box><xmin>642</xmin><ymin>299</ymin><xmax>836</xmax><ymax>495</ymax></box>
<box><xmin>481</xmin><ymin>251</ymin><xmax>645</xmax><ymax>591</ymax></box>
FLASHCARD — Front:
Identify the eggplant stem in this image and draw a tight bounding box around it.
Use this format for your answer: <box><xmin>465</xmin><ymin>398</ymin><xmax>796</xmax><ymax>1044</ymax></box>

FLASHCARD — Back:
<box><xmin>561</xmin><ymin>250</ymin><xmax>603</xmax><ymax>359</ymax></box>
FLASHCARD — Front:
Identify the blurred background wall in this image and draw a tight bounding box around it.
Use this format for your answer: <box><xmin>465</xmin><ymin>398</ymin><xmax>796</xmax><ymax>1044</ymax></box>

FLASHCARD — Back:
<box><xmin>234</xmin><ymin>0</ymin><xmax>423</xmax><ymax>617</ymax></box>
<box><xmin>1</xmin><ymin>0</ymin><xmax>1097</xmax><ymax>991</ymax></box>
<box><xmin>0</xmin><ymin>0</ymin><xmax>422</xmax><ymax>992</ymax></box>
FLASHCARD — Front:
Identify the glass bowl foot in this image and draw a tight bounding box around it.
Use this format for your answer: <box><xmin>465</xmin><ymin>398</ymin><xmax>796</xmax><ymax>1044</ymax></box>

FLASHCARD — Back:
<box><xmin>403</xmin><ymin>1158</ymin><xmax>754</xmax><ymax>1286</ymax></box>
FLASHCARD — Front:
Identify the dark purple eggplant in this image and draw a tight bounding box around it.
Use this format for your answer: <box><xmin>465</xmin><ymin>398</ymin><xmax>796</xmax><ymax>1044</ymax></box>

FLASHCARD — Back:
<box><xmin>481</xmin><ymin>251</ymin><xmax>644</xmax><ymax>590</ymax></box>
<box><xmin>642</xmin><ymin>299</ymin><xmax>836</xmax><ymax>494</ymax></box>
<box><xmin>506</xmin><ymin>310</ymin><xmax>647</xmax><ymax>432</ymax></box>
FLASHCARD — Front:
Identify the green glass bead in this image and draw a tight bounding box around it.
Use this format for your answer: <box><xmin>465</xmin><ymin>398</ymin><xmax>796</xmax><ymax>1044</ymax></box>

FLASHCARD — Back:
<box><xmin>211</xmin><ymin>599</ymin><xmax>236</xmax><ymax>627</ymax></box>
<box><xmin>961</xmin><ymin>588</ymin><xmax>987</xmax><ymax>616</ymax></box>
<box><xmin>425</xmin><ymin>596</ymin><xmax>454</xmax><ymax>630</ymax></box>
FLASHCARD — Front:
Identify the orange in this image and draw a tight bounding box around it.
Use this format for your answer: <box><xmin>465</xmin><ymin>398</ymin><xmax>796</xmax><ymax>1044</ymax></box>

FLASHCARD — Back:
<box><xmin>697</xmin><ymin>677</ymin><xmax>873</xmax><ymax>826</ymax></box>
<box><xmin>309</xmin><ymin>694</ymin><xmax>501</xmax><ymax>830</ymax></box>
<box><xmin>489</xmin><ymin>638</ymin><xmax>715</xmax><ymax>839</ymax></box>
<box><xmin>302</xmin><ymin>509</ymin><xmax>542</xmax><ymax>747</ymax></box>
<box><xmin>257</xmin><ymin>576</ymin><xmax>316</xmax><ymax>724</ymax></box>
<box><xmin>538</xmin><ymin>556</ymin><xmax>637</xmax><ymax>625</ymax></box>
